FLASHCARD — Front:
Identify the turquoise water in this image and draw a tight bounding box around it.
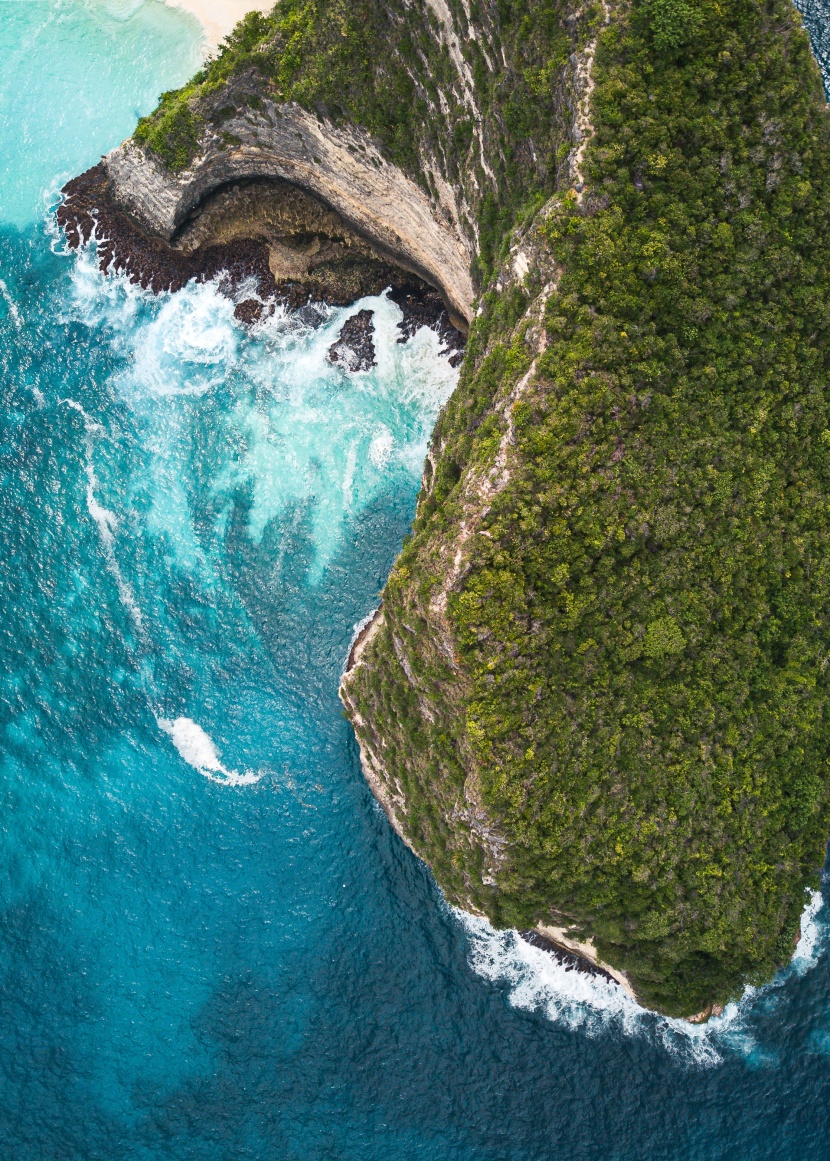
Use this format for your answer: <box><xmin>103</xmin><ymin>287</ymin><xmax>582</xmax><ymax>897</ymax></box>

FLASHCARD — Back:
<box><xmin>1</xmin><ymin>3</ymin><xmax>830</xmax><ymax>1158</ymax></box>
<box><xmin>0</xmin><ymin>0</ymin><xmax>203</xmax><ymax>226</ymax></box>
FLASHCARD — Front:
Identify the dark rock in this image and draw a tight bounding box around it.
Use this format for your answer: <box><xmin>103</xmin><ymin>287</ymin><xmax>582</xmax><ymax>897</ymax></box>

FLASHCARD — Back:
<box><xmin>388</xmin><ymin>284</ymin><xmax>465</xmax><ymax>367</ymax></box>
<box><xmin>57</xmin><ymin>163</ymin><xmax>276</xmax><ymax>298</ymax></box>
<box><xmin>294</xmin><ymin>304</ymin><xmax>326</xmax><ymax>329</ymax></box>
<box><xmin>327</xmin><ymin>309</ymin><xmax>376</xmax><ymax>372</ymax></box>
<box><xmin>234</xmin><ymin>298</ymin><xmax>274</xmax><ymax>325</ymax></box>
<box><xmin>518</xmin><ymin>930</ymin><xmax>623</xmax><ymax>990</ymax></box>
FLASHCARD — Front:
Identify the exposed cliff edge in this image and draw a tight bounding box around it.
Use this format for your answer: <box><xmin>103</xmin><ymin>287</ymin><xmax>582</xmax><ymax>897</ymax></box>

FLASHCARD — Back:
<box><xmin>62</xmin><ymin>0</ymin><xmax>830</xmax><ymax>1018</ymax></box>
<box><xmin>104</xmin><ymin>95</ymin><xmax>474</xmax><ymax>326</ymax></box>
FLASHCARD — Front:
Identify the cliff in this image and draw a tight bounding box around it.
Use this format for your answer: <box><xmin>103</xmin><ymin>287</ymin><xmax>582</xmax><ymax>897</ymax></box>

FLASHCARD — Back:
<box><xmin>106</xmin><ymin>99</ymin><xmax>474</xmax><ymax>325</ymax></box>
<box><xmin>61</xmin><ymin>0</ymin><xmax>830</xmax><ymax>1017</ymax></box>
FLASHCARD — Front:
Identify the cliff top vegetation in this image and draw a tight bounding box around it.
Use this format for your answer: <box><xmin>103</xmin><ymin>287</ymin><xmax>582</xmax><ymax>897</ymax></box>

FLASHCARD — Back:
<box><xmin>133</xmin><ymin>0</ymin><xmax>587</xmax><ymax>282</ymax></box>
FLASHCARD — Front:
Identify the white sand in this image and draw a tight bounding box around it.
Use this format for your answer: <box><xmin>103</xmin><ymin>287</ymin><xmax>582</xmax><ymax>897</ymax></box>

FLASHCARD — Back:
<box><xmin>163</xmin><ymin>0</ymin><xmax>273</xmax><ymax>53</ymax></box>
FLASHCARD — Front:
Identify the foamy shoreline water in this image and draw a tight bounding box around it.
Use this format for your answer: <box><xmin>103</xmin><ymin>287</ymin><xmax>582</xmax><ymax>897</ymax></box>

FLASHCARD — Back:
<box><xmin>458</xmin><ymin>887</ymin><xmax>827</xmax><ymax>1066</ymax></box>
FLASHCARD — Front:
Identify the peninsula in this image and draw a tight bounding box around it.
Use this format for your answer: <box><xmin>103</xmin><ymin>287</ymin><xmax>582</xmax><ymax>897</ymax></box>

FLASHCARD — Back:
<box><xmin>59</xmin><ymin>0</ymin><xmax>830</xmax><ymax>1018</ymax></box>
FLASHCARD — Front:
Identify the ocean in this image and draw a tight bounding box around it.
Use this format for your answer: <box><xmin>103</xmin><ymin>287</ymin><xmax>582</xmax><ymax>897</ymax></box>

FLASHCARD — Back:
<box><xmin>0</xmin><ymin>3</ymin><xmax>829</xmax><ymax>1158</ymax></box>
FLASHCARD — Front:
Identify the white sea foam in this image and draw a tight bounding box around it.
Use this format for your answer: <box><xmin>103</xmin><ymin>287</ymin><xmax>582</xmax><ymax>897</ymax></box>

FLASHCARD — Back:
<box><xmin>204</xmin><ymin>288</ymin><xmax>458</xmax><ymax>575</ymax></box>
<box><xmin>0</xmin><ymin>278</ymin><xmax>22</xmax><ymax>329</ymax></box>
<box><xmin>792</xmin><ymin>888</ymin><xmax>824</xmax><ymax>973</ymax></box>
<box><xmin>64</xmin><ymin>254</ymin><xmax>459</xmax><ymax>560</ymax></box>
<box><xmin>41</xmin><ymin>174</ymin><xmax>73</xmax><ymax>245</ymax></box>
<box><xmin>349</xmin><ymin>608</ymin><xmax>380</xmax><ymax>645</ymax></box>
<box><xmin>458</xmin><ymin>886</ymin><xmax>827</xmax><ymax>1067</ymax></box>
<box><xmin>61</xmin><ymin>398</ymin><xmax>143</xmax><ymax>630</ymax></box>
<box><xmin>60</xmin><ymin>397</ymin><xmax>104</xmax><ymax>433</ymax></box>
<box><xmin>129</xmin><ymin>283</ymin><xmax>238</xmax><ymax>397</ymax></box>
<box><xmin>459</xmin><ymin>910</ymin><xmax>732</xmax><ymax>1066</ymax></box>
<box><xmin>460</xmin><ymin>913</ymin><xmax>647</xmax><ymax>1030</ymax></box>
<box><xmin>343</xmin><ymin>607</ymin><xmax>381</xmax><ymax>673</ymax></box>
<box><xmin>368</xmin><ymin>425</ymin><xmax>394</xmax><ymax>468</ymax></box>
<box><xmin>64</xmin><ymin>242</ymin><xmax>143</xmax><ymax>330</ymax></box>
<box><xmin>62</xmin><ymin>255</ymin><xmax>458</xmax><ymax>588</ymax></box>
<box><xmin>66</xmin><ymin>252</ymin><xmax>237</xmax><ymax>396</ymax></box>
<box><xmin>157</xmin><ymin>716</ymin><xmax>263</xmax><ymax>786</ymax></box>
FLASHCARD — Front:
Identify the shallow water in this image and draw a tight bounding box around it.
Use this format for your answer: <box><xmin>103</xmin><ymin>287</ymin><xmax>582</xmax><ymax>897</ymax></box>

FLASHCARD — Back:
<box><xmin>1</xmin><ymin>3</ymin><xmax>830</xmax><ymax>1159</ymax></box>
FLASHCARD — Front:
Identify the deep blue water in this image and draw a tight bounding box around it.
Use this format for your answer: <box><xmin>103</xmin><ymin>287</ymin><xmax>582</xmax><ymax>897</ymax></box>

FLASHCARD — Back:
<box><xmin>1</xmin><ymin>4</ymin><xmax>830</xmax><ymax>1159</ymax></box>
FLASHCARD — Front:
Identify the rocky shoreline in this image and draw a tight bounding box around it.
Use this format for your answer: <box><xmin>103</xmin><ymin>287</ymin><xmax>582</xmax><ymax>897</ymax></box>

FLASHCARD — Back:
<box><xmin>340</xmin><ymin>612</ymin><xmax>639</xmax><ymax>1004</ymax></box>
<box><xmin>57</xmin><ymin>163</ymin><xmax>464</xmax><ymax>362</ymax></box>
<box><xmin>518</xmin><ymin>930</ymin><xmax>627</xmax><ymax>991</ymax></box>
<box><xmin>327</xmin><ymin>309</ymin><xmax>377</xmax><ymax>372</ymax></box>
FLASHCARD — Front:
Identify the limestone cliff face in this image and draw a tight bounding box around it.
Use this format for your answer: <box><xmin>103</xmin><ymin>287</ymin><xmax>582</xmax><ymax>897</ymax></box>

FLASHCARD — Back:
<box><xmin>118</xmin><ymin>0</ymin><xmax>584</xmax><ymax>309</ymax></box>
<box><xmin>64</xmin><ymin>0</ymin><xmax>830</xmax><ymax>1018</ymax></box>
<box><xmin>106</xmin><ymin>93</ymin><xmax>475</xmax><ymax>324</ymax></box>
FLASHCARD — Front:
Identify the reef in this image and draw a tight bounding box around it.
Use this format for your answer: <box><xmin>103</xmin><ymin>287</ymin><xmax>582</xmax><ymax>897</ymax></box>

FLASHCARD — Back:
<box><xmin>61</xmin><ymin>0</ymin><xmax>830</xmax><ymax>1017</ymax></box>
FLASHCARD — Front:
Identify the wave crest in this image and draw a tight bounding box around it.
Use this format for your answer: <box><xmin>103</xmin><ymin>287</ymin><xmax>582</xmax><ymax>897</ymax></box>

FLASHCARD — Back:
<box><xmin>157</xmin><ymin>715</ymin><xmax>263</xmax><ymax>786</ymax></box>
<box><xmin>457</xmin><ymin>887</ymin><xmax>827</xmax><ymax>1067</ymax></box>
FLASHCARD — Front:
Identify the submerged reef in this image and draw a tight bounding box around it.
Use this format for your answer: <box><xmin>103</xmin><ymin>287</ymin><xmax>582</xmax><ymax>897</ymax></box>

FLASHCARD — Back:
<box><xmin>62</xmin><ymin>0</ymin><xmax>830</xmax><ymax>1017</ymax></box>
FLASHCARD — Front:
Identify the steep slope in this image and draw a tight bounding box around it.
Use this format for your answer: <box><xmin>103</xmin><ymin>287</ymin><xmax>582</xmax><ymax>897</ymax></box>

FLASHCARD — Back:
<box><xmin>345</xmin><ymin>0</ymin><xmax>830</xmax><ymax>1017</ymax></box>
<box><xmin>64</xmin><ymin>0</ymin><xmax>830</xmax><ymax>1016</ymax></box>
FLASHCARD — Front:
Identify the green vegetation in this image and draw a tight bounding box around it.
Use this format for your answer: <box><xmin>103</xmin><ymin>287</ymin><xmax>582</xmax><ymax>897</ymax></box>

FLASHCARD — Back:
<box><xmin>642</xmin><ymin>0</ymin><xmax>704</xmax><ymax>52</ymax></box>
<box><xmin>137</xmin><ymin>5</ymin><xmax>423</xmax><ymax>173</ymax></box>
<box><xmin>349</xmin><ymin>0</ymin><xmax>830</xmax><ymax>1015</ymax></box>
<box><xmin>134</xmin><ymin>0</ymin><xmax>830</xmax><ymax>1015</ymax></box>
<box><xmin>135</xmin><ymin>87</ymin><xmax>201</xmax><ymax>171</ymax></box>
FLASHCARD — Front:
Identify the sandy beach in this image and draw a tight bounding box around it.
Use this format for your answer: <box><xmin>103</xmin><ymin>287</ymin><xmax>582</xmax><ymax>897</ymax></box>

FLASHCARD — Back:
<box><xmin>163</xmin><ymin>0</ymin><xmax>273</xmax><ymax>52</ymax></box>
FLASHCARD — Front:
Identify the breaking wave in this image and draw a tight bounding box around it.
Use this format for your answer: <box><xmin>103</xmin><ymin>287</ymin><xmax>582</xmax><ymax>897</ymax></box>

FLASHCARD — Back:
<box><xmin>156</xmin><ymin>716</ymin><xmax>264</xmax><ymax>786</ymax></box>
<box><xmin>61</xmin><ymin>397</ymin><xmax>144</xmax><ymax>632</ymax></box>
<box><xmin>458</xmin><ymin>886</ymin><xmax>828</xmax><ymax>1068</ymax></box>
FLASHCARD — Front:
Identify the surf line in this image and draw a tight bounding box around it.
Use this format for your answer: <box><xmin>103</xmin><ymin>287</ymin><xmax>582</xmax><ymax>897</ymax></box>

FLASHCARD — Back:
<box><xmin>61</xmin><ymin>397</ymin><xmax>144</xmax><ymax>632</ymax></box>
<box><xmin>0</xmin><ymin>278</ymin><xmax>22</xmax><ymax>329</ymax></box>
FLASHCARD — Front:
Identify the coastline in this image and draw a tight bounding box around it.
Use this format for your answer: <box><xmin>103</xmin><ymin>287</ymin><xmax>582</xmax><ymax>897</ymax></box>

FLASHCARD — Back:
<box><xmin>338</xmin><ymin>608</ymin><xmax>420</xmax><ymax>855</ymax></box>
<box><xmin>161</xmin><ymin>0</ymin><xmax>272</xmax><ymax>53</ymax></box>
<box><xmin>91</xmin><ymin>2</ymin><xmax>784</xmax><ymax>1017</ymax></box>
<box><xmin>534</xmin><ymin>925</ymin><xmax>638</xmax><ymax>1002</ymax></box>
<box><xmin>56</xmin><ymin>163</ymin><xmax>464</xmax><ymax>351</ymax></box>
<box><xmin>340</xmin><ymin>611</ymin><xmax>646</xmax><ymax>1008</ymax></box>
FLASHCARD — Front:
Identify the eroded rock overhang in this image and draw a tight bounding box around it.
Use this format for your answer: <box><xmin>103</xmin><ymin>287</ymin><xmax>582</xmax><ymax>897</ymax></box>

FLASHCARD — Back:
<box><xmin>106</xmin><ymin>100</ymin><xmax>475</xmax><ymax>328</ymax></box>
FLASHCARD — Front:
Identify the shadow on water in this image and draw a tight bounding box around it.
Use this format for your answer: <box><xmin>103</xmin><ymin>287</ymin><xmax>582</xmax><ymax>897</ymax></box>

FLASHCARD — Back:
<box><xmin>223</xmin><ymin>483</ymin><xmax>410</xmax><ymax>697</ymax></box>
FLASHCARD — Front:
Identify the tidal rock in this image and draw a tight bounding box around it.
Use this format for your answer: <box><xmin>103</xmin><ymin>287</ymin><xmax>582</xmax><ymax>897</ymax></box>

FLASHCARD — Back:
<box><xmin>234</xmin><ymin>298</ymin><xmax>274</xmax><ymax>325</ymax></box>
<box><xmin>295</xmin><ymin>304</ymin><xmax>326</xmax><ymax>329</ymax></box>
<box><xmin>389</xmin><ymin>285</ymin><xmax>465</xmax><ymax>367</ymax></box>
<box><xmin>327</xmin><ymin>309</ymin><xmax>376</xmax><ymax>372</ymax></box>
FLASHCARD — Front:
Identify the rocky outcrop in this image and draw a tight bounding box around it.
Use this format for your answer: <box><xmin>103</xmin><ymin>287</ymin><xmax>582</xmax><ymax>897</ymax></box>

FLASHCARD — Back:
<box><xmin>57</xmin><ymin>163</ymin><xmax>464</xmax><ymax>352</ymax></box>
<box><xmin>105</xmin><ymin>95</ymin><xmax>474</xmax><ymax>327</ymax></box>
<box><xmin>327</xmin><ymin>308</ymin><xmax>377</xmax><ymax>372</ymax></box>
